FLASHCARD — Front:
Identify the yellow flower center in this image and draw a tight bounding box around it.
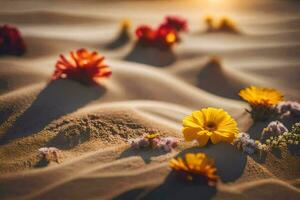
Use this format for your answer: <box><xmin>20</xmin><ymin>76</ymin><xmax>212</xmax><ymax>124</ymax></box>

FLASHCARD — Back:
<box><xmin>166</xmin><ymin>33</ymin><xmax>176</xmax><ymax>44</ymax></box>
<box><xmin>145</xmin><ymin>133</ymin><xmax>160</xmax><ymax>139</ymax></box>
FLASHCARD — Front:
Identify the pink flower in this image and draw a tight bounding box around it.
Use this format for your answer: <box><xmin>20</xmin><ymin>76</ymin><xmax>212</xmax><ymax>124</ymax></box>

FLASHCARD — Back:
<box><xmin>277</xmin><ymin>101</ymin><xmax>300</xmax><ymax>117</ymax></box>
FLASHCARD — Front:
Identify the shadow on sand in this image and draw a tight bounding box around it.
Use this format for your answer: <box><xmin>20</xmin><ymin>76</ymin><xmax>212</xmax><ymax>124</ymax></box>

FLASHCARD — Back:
<box><xmin>105</xmin><ymin>26</ymin><xmax>131</xmax><ymax>50</ymax></box>
<box><xmin>196</xmin><ymin>58</ymin><xmax>247</xmax><ymax>100</ymax></box>
<box><xmin>1</xmin><ymin>79</ymin><xmax>106</xmax><ymax>143</ymax></box>
<box><xmin>114</xmin><ymin>172</ymin><xmax>217</xmax><ymax>200</ymax></box>
<box><xmin>119</xmin><ymin>148</ymin><xmax>167</xmax><ymax>164</ymax></box>
<box><xmin>115</xmin><ymin>143</ymin><xmax>246</xmax><ymax>200</ymax></box>
<box><xmin>124</xmin><ymin>43</ymin><xmax>176</xmax><ymax>67</ymax></box>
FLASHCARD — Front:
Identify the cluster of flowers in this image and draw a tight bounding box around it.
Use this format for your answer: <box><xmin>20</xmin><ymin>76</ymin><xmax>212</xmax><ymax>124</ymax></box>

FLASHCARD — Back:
<box><xmin>276</xmin><ymin>101</ymin><xmax>300</xmax><ymax>118</ymax></box>
<box><xmin>265</xmin><ymin>122</ymin><xmax>299</xmax><ymax>152</ymax></box>
<box><xmin>135</xmin><ymin>16</ymin><xmax>187</xmax><ymax>50</ymax></box>
<box><xmin>204</xmin><ymin>16</ymin><xmax>239</xmax><ymax>33</ymax></box>
<box><xmin>0</xmin><ymin>24</ymin><xmax>26</xmax><ymax>56</ymax></box>
<box><xmin>234</xmin><ymin>120</ymin><xmax>300</xmax><ymax>156</ymax></box>
<box><xmin>130</xmin><ymin>133</ymin><xmax>178</xmax><ymax>152</ymax></box>
<box><xmin>233</xmin><ymin>132</ymin><xmax>268</xmax><ymax>155</ymax></box>
<box><xmin>38</xmin><ymin>147</ymin><xmax>63</xmax><ymax>163</ymax></box>
<box><xmin>261</xmin><ymin>121</ymin><xmax>288</xmax><ymax>142</ymax></box>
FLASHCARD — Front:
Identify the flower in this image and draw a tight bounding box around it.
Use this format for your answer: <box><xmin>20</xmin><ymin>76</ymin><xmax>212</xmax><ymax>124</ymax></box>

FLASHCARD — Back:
<box><xmin>203</xmin><ymin>16</ymin><xmax>239</xmax><ymax>33</ymax></box>
<box><xmin>291</xmin><ymin>122</ymin><xmax>300</xmax><ymax>135</ymax></box>
<box><xmin>218</xmin><ymin>17</ymin><xmax>239</xmax><ymax>33</ymax></box>
<box><xmin>121</xmin><ymin>19</ymin><xmax>131</xmax><ymax>30</ymax></box>
<box><xmin>0</xmin><ymin>24</ymin><xmax>26</xmax><ymax>56</ymax></box>
<box><xmin>145</xmin><ymin>133</ymin><xmax>160</xmax><ymax>140</ymax></box>
<box><xmin>161</xmin><ymin>16</ymin><xmax>188</xmax><ymax>32</ymax></box>
<box><xmin>239</xmin><ymin>86</ymin><xmax>284</xmax><ymax>121</ymax></box>
<box><xmin>136</xmin><ymin>25</ymin><xmax>178</xmax><ymax>49</ymax></box>
<box><xmin>38</xmin><ymin>147</ymin><xmax>63</xmax><ymax>163</ymax></box>
<box><xmin>135</xmin><ymin>15</ymin><xmax>186</xmax><ymax>50</ymax></box>
<box><xmin>233</xmin><ymin>132</ymin><xmax>259</xmax><ymax>155</ymax></box>
<box><xmin>265</xmin><ymin>123</ymin><xmax>299</xmax><ymax>154</ymax></box>
<box><xmin>233</xmin><ymin>133</ymin><xmax>269</xmax><ymax>156</ymax></box>
<box><xmin>239</xmin><ymin>86</ymin><xmax>283</xmax><ymax>107</ymax></box>
<box><xmin>169</xmin><ymin>153</ymin><xmax>218</xmax><ymax>185</ymax></box>
<box><xmin>204</xmin><ymin>15</ymin><xmax>215</xmax><ymax>31</ymax></box>
<box><xmin>135</xmin><ymin>25</ymin><xmax>156</xmax><ymax>45</ymax></box>
<box><xmin>52</xmin><ymin>48</ymin><xmax>112</xmax><ymax>84</ymax></box>
<box><xmin>261</xmin><ymin>121</ymin><xmax>288</xmax><ymax>142</ymax></box>
<box><xmin>276</xmin><ymin>101</ymin><xmax>300</xmax><ymax>118</ymax></box>
<box><xmin>129</xmin><ymin>134</ymin><xmax>178</xmax><ymax>152</ymax></box>
<box><xmin>182</xmin><ymin>107</ymin><xmax>239</xmax><ymax>147</ymax></box>
<box><xmin>155</xmin><ymin>26</ymin><xmax>179</xmax><ymax>49</ymax></box>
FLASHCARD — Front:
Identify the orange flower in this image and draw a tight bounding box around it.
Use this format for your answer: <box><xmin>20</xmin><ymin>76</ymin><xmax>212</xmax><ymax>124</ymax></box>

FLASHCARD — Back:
<box><xmin>239</xmin><ymin>86</ymin><xmax>283</xmax><ymax>107</ymax></box>
<box><xmin>170</xmin><ymin>153</ymin><xmax>218</xmax><ymax>185</ymax></box>
<box><xmin>52</xmin><ymin>48</ymin><xmax>111</xmax><ymax>84</ymax></box>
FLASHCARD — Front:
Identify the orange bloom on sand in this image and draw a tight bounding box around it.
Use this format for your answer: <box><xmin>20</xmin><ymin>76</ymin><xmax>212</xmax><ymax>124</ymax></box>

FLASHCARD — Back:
<box><xmin>239</xmin><ymin>86</ymin><xmax>284</xmax><ymax>107</ymax></box>
<box><xmin>169</xmin><ymin>153</ymin><xmax>218</xmax><ymax>185</ymax></box>
<box><xmin>52</xmin><ymin>48</ymin><xmax>111</xmax><ymax>84</ymax></box>
<box><xmin>183</xmin><ymin>108</ymin><xmax>239</xmax><ymax>147</ymax></box>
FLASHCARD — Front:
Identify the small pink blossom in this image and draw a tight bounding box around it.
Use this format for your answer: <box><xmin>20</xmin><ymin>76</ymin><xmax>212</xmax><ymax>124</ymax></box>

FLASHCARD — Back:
<box><xmin>38</xmin><ymin>147</ymin><xmax>63</xmax><ymax>163</ymax></box>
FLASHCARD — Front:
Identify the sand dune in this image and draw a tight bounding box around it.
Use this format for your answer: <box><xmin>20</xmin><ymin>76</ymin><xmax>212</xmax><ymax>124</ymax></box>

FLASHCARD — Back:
<box><xmin>171</xmin><ymin>57</ymin><xmax>264</xmax><ymax>100</ymax></box>
<box><xmin>0</xmin><ymin>0</ymin><xmax>299</xmax><ymax>199</ymax></box>
<box><xmin>0</xmin><ymin>11</ymin><xmax>113</xmax><ymax>25</ymax></box>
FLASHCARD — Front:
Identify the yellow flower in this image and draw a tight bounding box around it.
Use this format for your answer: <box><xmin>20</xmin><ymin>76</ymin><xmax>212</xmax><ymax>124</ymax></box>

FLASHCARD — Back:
<box><xmin>239</xmin><ymin>86</ymin><xmax>283</xmax><ymax>107</ymax></box>
<box><xmin>182</xmin><ymin>107</ymin><xmax>239</xmax><ymax>147</ymax></box>
<box><xmin>145</xmin><ymin>133</ymin><xmax>160</xmax><ymax>139</ymax></box>
<box><xmin>169</xmin><ymin>153</ymin><xmax>218</xmax><ymax>185</ymax></box>
<box><xmin>121</xmin><ymin>19</ymin><xmax>131</xmax><ymax>29</ymax></box>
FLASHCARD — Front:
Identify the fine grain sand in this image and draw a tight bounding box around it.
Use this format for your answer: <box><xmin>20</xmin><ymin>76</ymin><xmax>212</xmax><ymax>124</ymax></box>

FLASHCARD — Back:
<box><xmin>0</xmin><ymin>0</ymin><xmax>299</xmax><ymax>199</ymax></box>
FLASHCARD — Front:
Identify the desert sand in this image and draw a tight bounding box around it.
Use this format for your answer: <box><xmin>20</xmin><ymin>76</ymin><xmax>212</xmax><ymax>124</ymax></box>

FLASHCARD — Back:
<box><xmin>0</xmin><ymin>0</ymin><xmax>299</xmax><ymax>199</ymax></box>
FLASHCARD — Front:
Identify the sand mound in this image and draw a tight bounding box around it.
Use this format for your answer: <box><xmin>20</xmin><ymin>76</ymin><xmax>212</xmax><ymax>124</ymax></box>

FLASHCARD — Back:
<box><xmin>0</xmin><ymin>107</ymin><xmax>179</xmax><ymax>174</ymax></box>
<box><xmin>0</xmin><ymin>11</ymin><xmax>111</xmax><ymax>25</ymax></box>
<box><xmin>105</xmin><ymin>22</ymin><xmax>131</xmax><ymax>50</ymax></box>
<box><xmin>171</xmin><ymin>57</ymin><xmax>263</xmax><ymax>100</ymax></box>
<box><xmin>124</xmin><ymin>43</ymin><xmax>176</xmax><ymax>67</ymax></box>
<box><xmin>22</xmin><ymin>36</ymin><xmax>86</xmax><ymax>59</ymax></box>
<box><xmin>0</xmin><ymin>63</ymin><xmax>48</xmax><ymax>94</ymax></box>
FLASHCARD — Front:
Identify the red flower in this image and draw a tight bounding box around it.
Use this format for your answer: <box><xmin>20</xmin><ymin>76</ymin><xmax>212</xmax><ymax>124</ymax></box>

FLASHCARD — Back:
<box><xmin>135</xmin><ymin>25</ymin><xmax>156</xmax><ymax>45</ymax></box>
<box><xmin>52</xmin><ymin>48</ymin><xmax>112</xmax><ymax>84</ymax></box>
<box><xmin>135</xmin><ymin>16</ymin><xmax>187</xmax><ymax>50</ymax></box>
<box><xmin>135</xmin><ymin>25</ymin><xmax>179</xmax><ymax>49</ymax></box>
<box><xmin>161</xmin><ymin>16</ymin><xmax>188</xmax><ymax>32</ymax></box>
<box><xmin>155</xmin><ymin>26</ymin><xmax>179</xmax><ymax>49</ymax></box>
<box><xmin>0</xmin><ymin>24</ymin><xmax>26</xmax><ymax>56</ymax></box>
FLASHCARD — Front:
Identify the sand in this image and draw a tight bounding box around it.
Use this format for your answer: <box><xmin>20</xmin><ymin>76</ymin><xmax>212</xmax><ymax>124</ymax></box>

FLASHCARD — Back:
<box><xmin>0</xmin><ymin>0</ymin><xmax>299</xmax><ymax>199</ymax></box>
